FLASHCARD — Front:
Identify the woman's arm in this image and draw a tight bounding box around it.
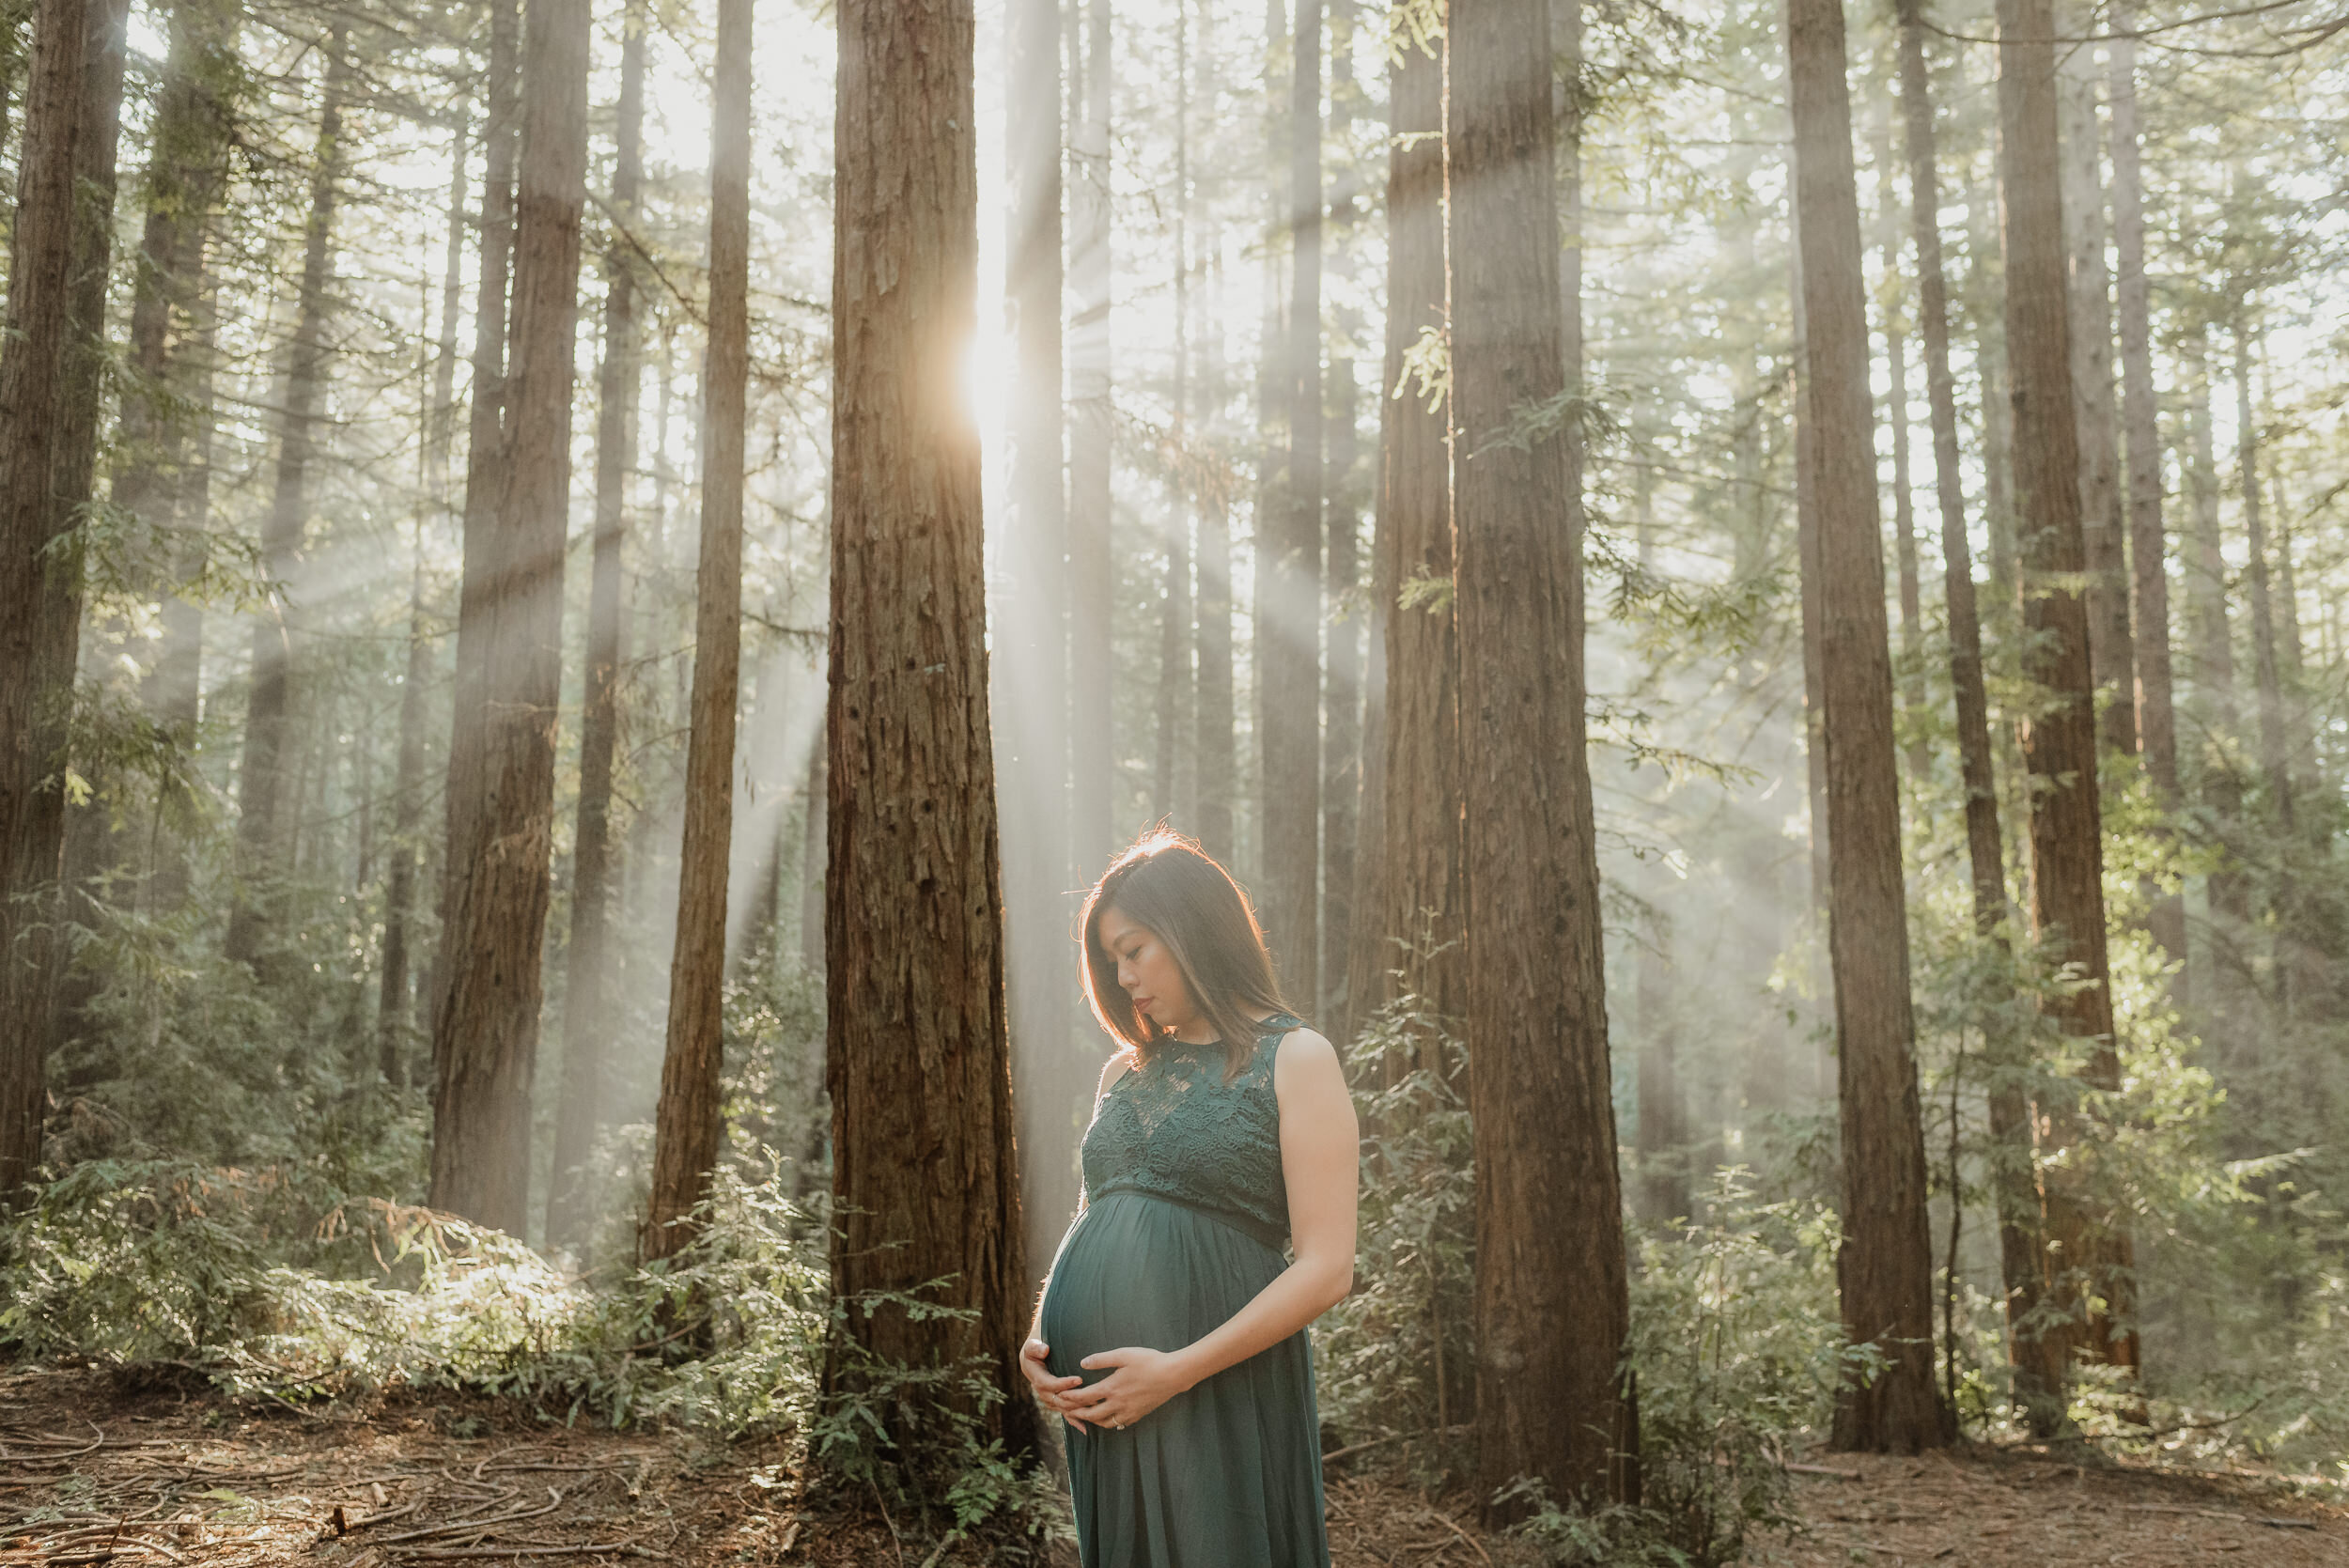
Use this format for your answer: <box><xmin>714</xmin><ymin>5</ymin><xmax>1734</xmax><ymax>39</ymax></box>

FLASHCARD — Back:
<box><xmin>1021</xmin><ymin>1051</ymin><xmax>1135</xmax><ymax>1418</ymax></box>
<box><xmin>1061</xmin><ymin>1028</ymin><xmax>1360</xmax><ymax>1424</ymax></box>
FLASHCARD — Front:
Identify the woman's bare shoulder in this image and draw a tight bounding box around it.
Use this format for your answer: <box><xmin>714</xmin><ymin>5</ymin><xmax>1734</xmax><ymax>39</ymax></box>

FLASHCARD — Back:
<box><xmin>1096</xmin><ymin>1048</ymin><xmax>1137</xmax><ymax>1098</ymax></box>
<box><xmin>1270</xmin><ymin>1026</ymin><xmax>1343</xmax><ymax>1077</ymax></box>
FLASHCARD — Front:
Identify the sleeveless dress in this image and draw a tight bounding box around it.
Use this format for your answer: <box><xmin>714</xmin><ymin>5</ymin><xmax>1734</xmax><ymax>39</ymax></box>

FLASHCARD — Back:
<box><xmin>1038</xmin><ymin>1013</ymin><xmax>1331</xmax><ymax>1568</ymax></box>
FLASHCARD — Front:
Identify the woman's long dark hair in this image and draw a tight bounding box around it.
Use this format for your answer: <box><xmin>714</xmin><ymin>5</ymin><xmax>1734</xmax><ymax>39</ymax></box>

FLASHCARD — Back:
<box><xmin>1080</xmin><ymin>830</ymin><xmax>1293</xmax><ymax>1081</ymax></box>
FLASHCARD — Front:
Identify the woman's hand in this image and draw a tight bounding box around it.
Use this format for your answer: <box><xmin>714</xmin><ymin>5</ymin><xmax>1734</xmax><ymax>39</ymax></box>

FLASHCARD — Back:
<box><xmin>1018</xmin><ymin>1337</ymin><xmax>1090</xmax><ymax>1431</ymax></box>
<box><xmin>1059</xmin><ymin>1345</ymin><xmax>1192</xmax><ymax>1433</ymax></box>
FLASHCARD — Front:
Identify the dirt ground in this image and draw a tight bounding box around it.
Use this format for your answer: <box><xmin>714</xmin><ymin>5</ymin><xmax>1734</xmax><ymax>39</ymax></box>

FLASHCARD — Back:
<box><xmin>3</xmin><ymin>1367</ymin><xmax>2343</xmax><ymax>1565</ymax></box>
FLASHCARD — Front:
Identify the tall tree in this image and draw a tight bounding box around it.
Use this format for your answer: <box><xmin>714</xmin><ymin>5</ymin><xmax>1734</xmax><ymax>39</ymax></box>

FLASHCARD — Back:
<box><xmin>1894</xmin><ymin>0</ymin><xmax>2040</xmax><ymax>1399</ymax></box>
<box><xmin>2235</xmin><ymin>322</ymin><xmax>2290</xmax><ymax>828</ymax></box>
<box><xmin>1869</xmin><ymin>104</ymin><xmax>1927</xmax><ymax>778</ymax></box>
<box><xmin>1997</xmin><ymin>0</ymin><xmax>2140</xmax><ymax>1425</ymax></box>
<box><xmin>646</xmin><ymin>0</ymin><xmax>752</xmax><ymax>1265</ymax></box>
<box><xmin>824</xmin><ymin>0</ymin><xmax>1035</xmax><ymax>1461</ymax></box>
<box><xmin>2056</xmin><ymin>28</ymin><xmax>2135</xmax><ymax>755</ymax></box>
<box><xmin>549</xmin><ymin>0</ymin><xmax>647</xmax><ymax>1249</ymax></box>
<box><xmin>428</xmin><ymin>0</ymin><xmax>591</xmax><ymax>1232</ymax></box>
<box><xmin>2107</xmin><ymin>4</ymin><xmax>2183</xmax><ymax>965</ymax></box>
<box><xmin>381</xmin><ymin>112</ymin><xmax>472</xmax><ymax>1085</ymax></box>
<box><xmin>1154</xmin><ymin>2</ymin><xmax>1193</xmax><ymax>831</ymax></box>
<box><xmin>1350</xmin><ymin>16</ymin><xmax>1461</xmax><ymax>1048</ymax></box>
<box><xmin>1452</xmin><ymin>0</ymin><xmax>1632</xmax><ymax>1507</ymax></box>
<box><xmin>1067</xmin><ymin>0</ymin><xmax>1112</xmax><ymax>877</ymax></box>
<box><xmin>1322</xmin><ymin>354</ymin><xmax>1360</xmax><ymax>1021</ymax></box>
<box><xmin>0</xmin><ymin>0</ymin><xmax>125</xmax><ymax>1201</ymax></box>
<box><xmin>1788</xmin><ymin>0</ymin><xmax>1947</xmax><ymax>1454</ymax></box>
<box><xmin>1002</xmin><ymin>0</ymin><xmax>1075</xmax><ymax>1273</ymax></box>
<box><xmin>224</xmin><ymin>27</ymin><xmax>351</xmax><ymax>967</ymax></box>
<box><xmin>1195</xmin><ymin>230</ymin><xmax>1237</xmax><ymax>864</ymax></box>
<box><xmin>1259</xmin><ymin>0</ymin><xmax>1322</xmax><ymax>1007</ymax></box>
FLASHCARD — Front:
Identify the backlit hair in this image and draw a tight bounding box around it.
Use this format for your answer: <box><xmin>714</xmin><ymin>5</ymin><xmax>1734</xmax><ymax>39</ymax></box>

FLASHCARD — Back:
<box><xmin>1080</xmin><ymin>829</ymin><xmax>1292</xmax><ymax>1081</ymax></box>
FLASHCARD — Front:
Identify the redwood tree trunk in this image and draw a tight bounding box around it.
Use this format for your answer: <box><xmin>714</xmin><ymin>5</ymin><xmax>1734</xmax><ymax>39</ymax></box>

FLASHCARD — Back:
<box><xmin>824</xmin><ymin>0</ymin><xmax>1035</xmax><ymax>1462</ymax></box>
<box><xmin>1997</xmin><ymin>0</ymin><xmax>2140</xmax><ymax>1426</ymax></box>
<box><xmin>2234</xmin><ymin>324</ymin><xmax>2289</xmax><ymax>830</ymax></box>
<box><xmin>646</xmin><ymin>0</ymin><xmax>751</xmax><ymax>1265</ymax></box>
<box><xmin>549</xmin><ymin>0</ymin><xmax>646</xmax><ymax>1250</ymax></box>
<box><xmin>1452</xmin><ymin>0</ymin><xmax>1632</xmax><ymax>1507</ymax></box>
<box><xmin>1350</xmin><ymin>20</ymin><xmax>1460</xmax><ymax>1053</ymax></box>
<box><xmin>2057</xmin><ymin>28</ymin><xmax>2135</xmax><ymax>756</ymax></box>
<box><xmin>226</xmin><ymin>29</ymin><xmax>351</xmax><ymax>968</ymax></box>
<box><xmin>428</xmin><ymin>0</ymin><xmax>589</xmax><ymax>1233</ymax></box>
<box><xmin>1894</xmin><ymin>0</ymin><xmax>2041</xmax><ymax>1395</ymax></box>
<box><xmin>1789</xmin><ymin>0</ymin><xmax>1947</xmax><ymax>1454</ymax></box>
<box><xmin>1869</xmin><ymin>109</ymin><xmax>1927</xmax><ymax>780</ymax></box>
<box><xmin>0</xmin><ymin>0</ymin><xmax>123</xmax><ymax>1201</ymax></box>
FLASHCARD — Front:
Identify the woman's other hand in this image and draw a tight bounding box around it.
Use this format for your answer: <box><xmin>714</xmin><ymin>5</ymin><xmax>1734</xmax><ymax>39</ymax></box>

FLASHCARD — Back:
<box><xmin>1061</xmin><ymin>1345</ymin><xmax>1192</xmax><ymax>1432</ymax></box>
<box><xmin>1019</xmin><ymin>1337</ymin><xmax>1091</xmax><ymax>1431</ymax></box>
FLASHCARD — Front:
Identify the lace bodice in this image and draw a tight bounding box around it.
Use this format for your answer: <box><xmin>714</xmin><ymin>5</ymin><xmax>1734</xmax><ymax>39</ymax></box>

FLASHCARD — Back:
<box><xmin>1078</xmin><ymin>1013</ymin><xmax>1300</xmax><ymax>1251</ymax></box>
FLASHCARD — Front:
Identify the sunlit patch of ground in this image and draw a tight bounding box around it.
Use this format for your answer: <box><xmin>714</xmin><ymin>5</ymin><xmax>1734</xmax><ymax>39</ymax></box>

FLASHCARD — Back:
<box><xmin>6</xmin><ymin>1370</ymin><xmax>2343</xmax><ymax>1566</ymax></box>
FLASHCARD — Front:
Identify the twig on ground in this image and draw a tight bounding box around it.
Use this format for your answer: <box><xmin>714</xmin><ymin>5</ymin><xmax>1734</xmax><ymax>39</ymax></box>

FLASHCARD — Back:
<box><xmin>391</xmin><ymin>1545</ymin><xmax>668</xmax><ymax>1561</ymax></box>
<box><xmin>1788</xmin><ymin>1462</ymin><xmax>1864</xmax><ymax>1481</ymax></box>
<box><xmin>1428</xmin><ymin>1510</ymin><xmax>1492</xmax><ymax>1567</ymax></box>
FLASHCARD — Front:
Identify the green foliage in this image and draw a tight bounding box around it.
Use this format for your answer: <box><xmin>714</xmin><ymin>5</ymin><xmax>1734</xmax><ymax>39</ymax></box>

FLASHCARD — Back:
<box><xmin>1314</xmin><ymin>986</ymin><xmax>1476</xmax><ymax>1479</ymax></box>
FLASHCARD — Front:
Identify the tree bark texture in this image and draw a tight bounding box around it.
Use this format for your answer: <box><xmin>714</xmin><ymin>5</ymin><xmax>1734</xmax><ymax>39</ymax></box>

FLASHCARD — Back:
<box><xmin>549</xmin><ymin>0</ymin><xmax>646</xmax><ymax>1250</ymax></box>
<box><xmin>1450</xmin><ymin>0</ymin><xmax>1633</xmax><ymax>1507</ymax></box>
<box><xmin>1997</xmin><ymin>0</ymin><xmax>2140</xmax><ymax>1421</ymax></box>
<box><xmin>1260</xmin><ymin>0</ymin><xmax>1322</xmax><ymax>1009</ymax></box>
<box><xmin>0</xmin><ymin>0</ymin><xmax>123</xmax><ymax>1201</ymax></box>
<box><xmin>428</xmin><ymin>0</ymin><xmax>589</xmax><ymax>1233</ymax></box>
<box><xmin>1788</xmin><ymin>0</ymin><xmax>1947</xmax><ymax>1454</ymax></box>
<box><xmin>429</xmin><ymin>0</ymin><xmax>521</xmax><ymax>1056</ymax></box>
<box><xmin>224</xmin><ymin>29</ymin><xmax>350</xmax><ymax>968</ymax></box>
<box><xmin>1353</xmin><ymin>23</ymin><xmax>1461</xmax><ymax>1057</ymax></box>
<box><xmin>646</xmin><ymin>0</ymin><xmax>751</xmax><ymax>1265</ymax></box>
<box><xmin>1067</xmin><ymin>0</ymin><xmax>1112</xmax><ymax>879</ymax></box>
<box><xmin>824</xmin><ymin>0</ymin><xmax>1035</xmax><ymax>1462</ymax></box>
<box><xmin>2055</xmin><ymin>32</ymin><xmax>2136</xmax><ymax>756</ymax></box>
<box><xmin>1002</xmin><ymin>0</ymin><xmax>1077</xmax><ymax>1280</ymax></box>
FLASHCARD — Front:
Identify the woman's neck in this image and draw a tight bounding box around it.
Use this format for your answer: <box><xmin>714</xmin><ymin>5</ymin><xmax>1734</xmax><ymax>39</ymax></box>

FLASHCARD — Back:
<box><xmin>1166</xmin><ymin>1004</ymin><xmax>1278</xmax><ymax>1046</ymax></box>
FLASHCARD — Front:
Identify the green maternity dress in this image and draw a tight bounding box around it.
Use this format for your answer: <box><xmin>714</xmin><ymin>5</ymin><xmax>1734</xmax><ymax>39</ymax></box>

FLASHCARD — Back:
<box><xmin>1039</xmin><ymin>1013</ymin><xmax>1331</xmax><ymax>1568</ymax></box>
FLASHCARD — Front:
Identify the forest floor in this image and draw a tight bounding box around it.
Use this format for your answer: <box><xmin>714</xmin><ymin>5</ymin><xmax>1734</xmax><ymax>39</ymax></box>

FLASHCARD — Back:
<box><xmin>4</xmin><ymin>1367</ymin><xmax>2345</xmax><ymax>1567</ymax></box>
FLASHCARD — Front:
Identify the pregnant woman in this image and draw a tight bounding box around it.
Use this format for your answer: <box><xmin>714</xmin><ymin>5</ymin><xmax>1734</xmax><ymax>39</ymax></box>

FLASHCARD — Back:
<box><xmin>1020</xmin><ymin>831</ymin><xmax>1360</xmax><ymax>1568</ymax></box>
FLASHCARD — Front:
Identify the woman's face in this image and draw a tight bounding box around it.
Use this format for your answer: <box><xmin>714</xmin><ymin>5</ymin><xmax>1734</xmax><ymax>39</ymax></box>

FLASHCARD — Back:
<box><xmin>1097</xmin><ymin>905</ymin><xmax>1200</xmax><ymax>1038</ymax></box>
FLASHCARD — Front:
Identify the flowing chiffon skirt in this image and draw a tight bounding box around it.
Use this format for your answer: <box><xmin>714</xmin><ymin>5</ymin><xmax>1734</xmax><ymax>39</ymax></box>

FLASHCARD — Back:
<box><xmin>1039</xmin><ymin>1189</ymin><xmax>1331</xmax><ymax>1568</ymax></box>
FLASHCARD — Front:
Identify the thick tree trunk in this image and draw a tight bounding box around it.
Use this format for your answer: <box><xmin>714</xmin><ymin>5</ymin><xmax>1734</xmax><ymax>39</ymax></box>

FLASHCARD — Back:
<box><xmin>225</xmin><ymin>30</ymin><xmax>350</xmax><ymax>968</ymax></box>
<box><xmin>429</xmin><ymin>0</ymin><xmax>521</xmax><ymax>1056</ymax></box>
<box><xmin>2106</xmin><ymin>9</ymin><xmax>2183</xmax><ymax>964</ymax></box>
<box><xmin>1351</xmin><ymin>23</ymin><xmax>1460</xmax><ymax>1054</ymax></box>
<box><xmin>1067</xmin><ymin>0</ymin><xmax>1112</xmax><ymax>877</ymax></box>
<box><xmin>1997</xmin><ymin>0</ymin><xmax>2140</xmax><ymax>1428</ymax></box>
<box><xmin>1260</xmin><ymin>0</ymin><xmax>1322</xmax><ymax>1007</ymax></box>
<box><xmin>823</xmin><ymin>0</ymin><xmax>1034</xmax><ymax>1460</ymax></box>
<box><xmin>646</xmin><ymin>0</ymin><xmax>750</xmax><ymax>1265</ymax></box>
<box><xmin>1788</xmin><ymin>0</ymin><xmax>1946</xmax><ymax>1454</ymax></box>
<box><xmin>428</xmin><ymin>0</ymin><xmax>589</xmax><ymax>1234</ymax></box>
<box><xmin>1001</xmin><ymin>0</ymin><xmax>1075</xmax><ymax>1280</ymax></box>
<box><xmin>1452</xmin><ymin>0</ymin><xmax>1633</xmax><ymax>1508</ymax></box>
<box><xmin>1321</xmin><ymin>355</ymin><xmax>1359</xmax><ymax>1021</ymax></box>
<box><xmin>797</xmin><ymin>741</ymin><xmax>825</xmax><ymax>971</ymax></box>
<box><xmin>2056</xmin><ymin>31</ymin><xmax>2135</xmax><ymax>756</ymax></box>
<box><xmin>0</xmin><ymin>0</ymin><xmax>122</xmax><ymax>1201</ymax></box>
<box><xmin>548</xmin><ymin>0</ymin><xmax>646</xmax><ymax>1250</ymax></box>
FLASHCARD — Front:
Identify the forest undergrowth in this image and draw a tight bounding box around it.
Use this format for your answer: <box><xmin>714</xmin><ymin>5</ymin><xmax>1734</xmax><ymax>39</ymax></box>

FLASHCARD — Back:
<box><xmin>7</xmin><ymin>972</ymin><xmax>2348</xmax><ymax>1565</ymax></box>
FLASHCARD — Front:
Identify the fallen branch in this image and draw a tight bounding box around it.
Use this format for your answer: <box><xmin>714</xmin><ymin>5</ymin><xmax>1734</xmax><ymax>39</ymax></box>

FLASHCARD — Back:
<box><xmin>391</xmin><ymin>1545</ymin><xmax>668</xmax><ymax>1561</ymax></box>
<box><xmin>1788</xmin><ymin>1462</ymin><xmax>1864</xmax><ymax>1481</ymax></box>
<box><xmin>2119</xmin><ymin>1503</ymin><xmax>2318</xmax><ymax>1530</ymax></box>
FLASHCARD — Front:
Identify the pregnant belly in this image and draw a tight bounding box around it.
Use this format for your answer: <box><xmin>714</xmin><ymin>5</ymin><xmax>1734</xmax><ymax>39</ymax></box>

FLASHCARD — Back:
<box><xmin>1038</xmin><ymin>1189</ymin><xmax>1290</xmax><ymax>1388</ymax></box>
